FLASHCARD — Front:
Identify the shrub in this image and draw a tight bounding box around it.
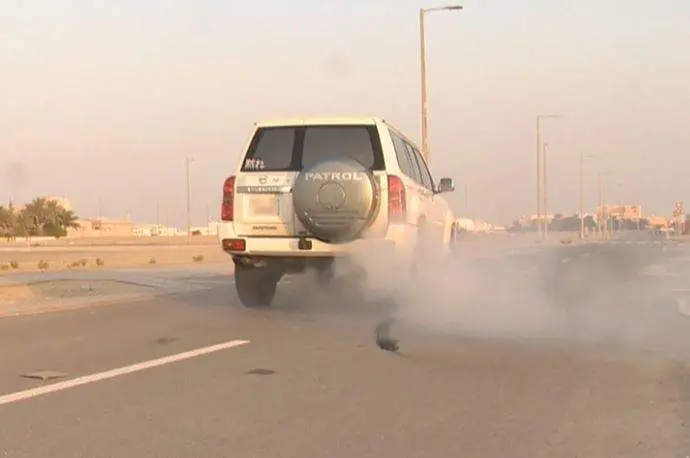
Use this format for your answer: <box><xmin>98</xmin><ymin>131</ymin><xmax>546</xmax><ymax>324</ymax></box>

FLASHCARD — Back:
<box><xmin>192</xmin><ymin>254</ymin><xmax>204</xmax><ymax>263</ymax></box>
<box><xmin>37</xmin><ymin>260</ymin><xmax>49</xmax><ymax>270</ymax></box>
<box><xmin>9</xmin><ymin>260</ymin><xmax>19</xmax><ymax>269</ymax></box>
<box><xmin>95</xmin><ymin>257</ymin><xmax>105</xmax><ymax>267</ymax></box>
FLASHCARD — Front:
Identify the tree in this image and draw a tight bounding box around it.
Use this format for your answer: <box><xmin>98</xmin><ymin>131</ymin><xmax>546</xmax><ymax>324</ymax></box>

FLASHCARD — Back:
<box><xmin>11</xmin><ymin>198</ymin><xmax>80</xmax><ymax>238</ymax></box>
<box><xmin>46</xmin><ymin>199</ymin><xmax>80</xmax><ymax>237</ymax></box>
<box><xmin>0</xmin><ymin>205</ymin><xmax>17</xmax><ymax>240</ymax></box>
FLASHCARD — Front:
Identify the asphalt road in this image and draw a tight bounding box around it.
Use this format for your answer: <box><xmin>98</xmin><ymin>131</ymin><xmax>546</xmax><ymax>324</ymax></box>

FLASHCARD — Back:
<box><xmin>1</xmin><ymin>239</ymin><xmax>690</xmax><ymax>457</ymax></box>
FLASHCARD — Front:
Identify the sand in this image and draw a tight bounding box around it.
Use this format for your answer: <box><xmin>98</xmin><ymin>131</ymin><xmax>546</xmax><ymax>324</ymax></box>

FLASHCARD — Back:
<box><xmin>0</xmin><ymin>236</ymin><xmax>229</xmax><ymax>273</ymax></box>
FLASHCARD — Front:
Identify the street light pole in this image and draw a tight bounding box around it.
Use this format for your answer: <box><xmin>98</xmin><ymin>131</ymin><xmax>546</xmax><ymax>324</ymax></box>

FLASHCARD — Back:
<box><xmin>535</xmin><ymin>114</ymin><xmax>560</xmax><ymax>240</ymax></box>
<box><xmin>419</xmin><ymin>5</ymin><xmax>463</xmax><ymax>161</ymax></box>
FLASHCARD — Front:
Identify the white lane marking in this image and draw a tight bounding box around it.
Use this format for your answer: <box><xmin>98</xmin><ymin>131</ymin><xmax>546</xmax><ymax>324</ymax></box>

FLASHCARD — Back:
<box><xmin>0</xmin><ymin>339</ymin><xmax>250</xmax><ymax>407</ymax></box>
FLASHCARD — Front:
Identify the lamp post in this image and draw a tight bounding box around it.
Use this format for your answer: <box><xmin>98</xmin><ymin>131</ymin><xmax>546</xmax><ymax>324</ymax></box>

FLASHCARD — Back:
<box><xmin>535</xmin><ymin>114</ymin><xmax>560</xmax><ymax>240</ymax></box>
<box><xmin>419</xmin><ymin>4</ymin><xmax>463</xmax><ymax>161</ymax></box>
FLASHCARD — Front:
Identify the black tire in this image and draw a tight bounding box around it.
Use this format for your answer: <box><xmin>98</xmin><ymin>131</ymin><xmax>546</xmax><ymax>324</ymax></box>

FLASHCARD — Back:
<box><xmin>235</xmin><ymin>264</ymin><xmax>280</xmax><ymax>308</ymax></box>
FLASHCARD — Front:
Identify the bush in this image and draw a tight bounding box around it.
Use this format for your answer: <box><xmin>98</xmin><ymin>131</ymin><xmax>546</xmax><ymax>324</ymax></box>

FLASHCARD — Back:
<box><xmin>0</xmin><ymin>263</ymin><xmax>9</xmax><ymax>271</ymax></box>
<box><xmin>95</xmin><ymin>257</ymin><xmax>105</xmax><ymax>267</ymax></box>
<box><xmin>37</xmin><ymin>260</ymin><xmax>49</xmax><ymax>270</ymax></box>
<box><xmin>192</xmin><ymin>254</ymin><xmax>204</xmax><ymax>263</ymax></box>
<box><xmin>148</xmin><ymin>257</ymin><xmax>157</xmax><ymax>265</ymax></box>
<box><xmin>10</xmin><ymin>260</ymin><xmax>19</xmax><ymax>269</ymax></box>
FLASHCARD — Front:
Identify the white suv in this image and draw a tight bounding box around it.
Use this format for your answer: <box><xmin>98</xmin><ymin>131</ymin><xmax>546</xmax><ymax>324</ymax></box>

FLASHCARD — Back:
<box><xmin>218</xmin><ymin>117</ymin><xmax>457</xmax><ymax>308</ymax></box>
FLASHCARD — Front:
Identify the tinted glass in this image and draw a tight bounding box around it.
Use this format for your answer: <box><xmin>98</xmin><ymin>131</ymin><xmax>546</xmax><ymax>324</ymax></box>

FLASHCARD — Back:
<box><xmin>241</xmin><ymin>127</ymin><xmax>295</xmax><ymax>171</ymax></box>
<box><xmin>389</xmin><ymin>129</ymin><xmax>420</xmax><ymax>182</ymax></box>
<box><xmin>301</xmin><ymin>126</ymin><xmax>382</xmax><ymax>170</ymax></box>
<box><xmin>406</xmin><ymin>143</ymin><xmax>434</xmax><ymax>190</ymax></box>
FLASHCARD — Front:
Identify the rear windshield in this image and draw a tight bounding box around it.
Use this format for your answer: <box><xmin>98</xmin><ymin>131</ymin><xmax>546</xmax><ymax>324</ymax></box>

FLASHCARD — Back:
<box><xmin>241</xmin><ymin>125</ymin><xmax>384</xmax><ymax>172</ymax></box>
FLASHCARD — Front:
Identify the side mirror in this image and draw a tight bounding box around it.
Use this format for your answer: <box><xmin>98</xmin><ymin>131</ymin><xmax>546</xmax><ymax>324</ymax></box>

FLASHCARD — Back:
<box><xmin>436</xmin><ymin>177</ymin><xmax>455</xmax><ymax>194</ymax></box>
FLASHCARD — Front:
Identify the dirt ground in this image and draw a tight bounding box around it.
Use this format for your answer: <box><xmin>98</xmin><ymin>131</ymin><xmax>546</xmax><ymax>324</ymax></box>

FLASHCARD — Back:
<box><xmin>0</xmin><ymin>241</ymin><xmax>228</xmax><ymax>273</ymax></box>
<box><xmin>0</xmin><ymin>280</ymin><xmax>157</xmax><ymax>304</ymax></box>
<box><xmin>0</xmin><ymin>235</ymin><xmax>218</xmax><ymax>247</ymax></box>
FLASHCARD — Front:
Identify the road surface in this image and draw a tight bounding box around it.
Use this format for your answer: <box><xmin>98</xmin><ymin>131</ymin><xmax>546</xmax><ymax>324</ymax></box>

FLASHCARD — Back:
<box><xmin>1</xmin><ymin>239</ymin><xmax>690</xmax><ymax>457</ymax></box>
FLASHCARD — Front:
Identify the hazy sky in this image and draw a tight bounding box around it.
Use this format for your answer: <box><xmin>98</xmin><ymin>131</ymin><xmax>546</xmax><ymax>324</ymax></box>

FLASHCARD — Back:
<box><xmin>1</xmin><ymin>0</ymin><xmax>688</xmax><ymax>226</ymax></box>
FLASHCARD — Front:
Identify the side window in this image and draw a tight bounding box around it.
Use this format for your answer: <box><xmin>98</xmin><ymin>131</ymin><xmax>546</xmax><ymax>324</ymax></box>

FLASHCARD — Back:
<box><xmin>407</xmin><ymin>144</ymin><xmax>434</xmax><ymax>191</ymax></box>
<box><xmin>388</xmin><ymin>129</ymin><xmax>420</xmax><ymax>182</ymax></box>
<box><xmin>242</xmin><ymin>127</ymin><xmax>295</xmax><ymax>171</ymax></box>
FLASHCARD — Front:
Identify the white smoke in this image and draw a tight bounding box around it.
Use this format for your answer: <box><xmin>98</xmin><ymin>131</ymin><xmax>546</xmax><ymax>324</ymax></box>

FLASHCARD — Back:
<box><xmin>333</xmin><ymin>232</ymin><xmax>689</xmax><ymax>357</ymax></box>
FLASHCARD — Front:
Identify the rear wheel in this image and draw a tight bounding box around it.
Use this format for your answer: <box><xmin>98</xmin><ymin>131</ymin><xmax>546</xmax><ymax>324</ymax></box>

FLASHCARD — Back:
<box><xmin>234</xmin><ymin>264</ymin><xmax>281</xmax><ymax>308</ymax></box>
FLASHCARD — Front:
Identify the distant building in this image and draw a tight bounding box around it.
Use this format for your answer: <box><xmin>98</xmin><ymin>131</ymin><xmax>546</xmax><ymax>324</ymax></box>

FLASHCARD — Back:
<box><xmin>596</xmin><ymin>204</ymin><xmax>642</xmax><ymax>221</ymax></box>
<box><xmin>67</xmin><ymin>218</ymin><xmax>134</xmax><ymax>238</ymax></box>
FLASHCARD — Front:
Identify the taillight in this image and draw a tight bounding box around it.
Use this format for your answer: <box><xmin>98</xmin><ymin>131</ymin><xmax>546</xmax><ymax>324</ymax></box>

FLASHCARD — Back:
<box><xmin>221</xmin><ymin>176</ymin><xmax>236</xmax><ymax>221</ymax></box>
<box><xmin>222</xmin><ymin>238</ymin><xmax>246</xmax><ymax>251</ymax></box>
<box><xmin>387</xmin><ymin>175</ymin><xmax>406</xmax><ymax>222</ymax></box>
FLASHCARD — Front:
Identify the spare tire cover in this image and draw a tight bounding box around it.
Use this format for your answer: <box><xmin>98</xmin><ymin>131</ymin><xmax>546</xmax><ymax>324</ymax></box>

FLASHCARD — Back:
<box><xmin>293</xmin><ymin>158</ymin><xmax>378</xmax><ymax>243</ymax></box>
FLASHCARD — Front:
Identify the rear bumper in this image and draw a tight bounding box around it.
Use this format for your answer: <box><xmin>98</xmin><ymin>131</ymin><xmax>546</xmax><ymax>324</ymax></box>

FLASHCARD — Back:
<box><xmin>216</xmin><ymin>222</ymin><xmax>416</xmax><ymax>259</ymax></box>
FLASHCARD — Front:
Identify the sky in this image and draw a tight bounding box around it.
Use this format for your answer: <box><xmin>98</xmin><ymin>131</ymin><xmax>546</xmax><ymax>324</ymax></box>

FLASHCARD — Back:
<box><xmin>1</xmin><ymin>0</ymin><xmax>689</xmax><ymax>226</ymax></box>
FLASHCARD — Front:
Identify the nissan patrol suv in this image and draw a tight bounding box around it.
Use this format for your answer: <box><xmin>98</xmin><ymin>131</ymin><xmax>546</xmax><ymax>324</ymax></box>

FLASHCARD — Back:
<box><xmin>218</xmin><ymin>117</ymin><xmax>456</xmax><ymax>308</ymax></box>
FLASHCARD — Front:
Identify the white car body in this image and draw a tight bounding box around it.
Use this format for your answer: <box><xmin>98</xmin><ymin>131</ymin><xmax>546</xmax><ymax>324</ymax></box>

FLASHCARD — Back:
<box><xmin>217</xmin><ymin>116</ymin><xmax>457</xmax><ymax>307</ymax></box>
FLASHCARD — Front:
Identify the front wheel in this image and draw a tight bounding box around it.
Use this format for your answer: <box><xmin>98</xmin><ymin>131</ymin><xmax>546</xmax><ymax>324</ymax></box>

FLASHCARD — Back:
<box><xmin>235</xmin><ymin>264</ymin><xmax>281</xmax><ymax>308</ymax></box>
